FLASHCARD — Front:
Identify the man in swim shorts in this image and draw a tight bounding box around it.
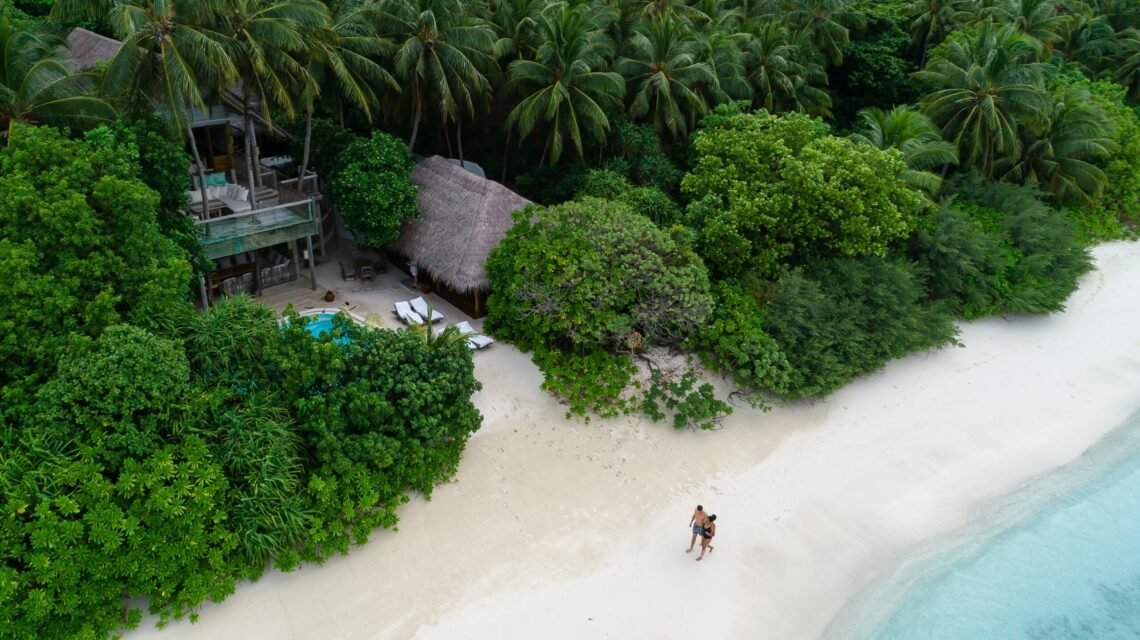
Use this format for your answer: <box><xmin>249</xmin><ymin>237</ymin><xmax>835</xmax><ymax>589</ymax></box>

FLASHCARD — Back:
<box><xmin>687</xmin><ymin>504</ymin><xmax>708</xmax><ymax>553</ymax></box>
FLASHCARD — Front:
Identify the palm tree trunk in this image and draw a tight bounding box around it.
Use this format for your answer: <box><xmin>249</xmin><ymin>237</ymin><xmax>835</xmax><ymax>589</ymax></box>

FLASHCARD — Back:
<box><xmin>243</xmin><ymin>91</ymin><xmax>258</xmax><ymax>209</ymax></box>
<box><xmin>250</xmin><ymin>114</ymin><xmax>263</xmax><ymax>189</ymax></box>
<box><xmin>187</xmin><ymin>125</ymin><xmax>212</xmax><ymax>220</ymax></box>
<box><xmin>500</xmin><ymin>129</ymin><xmax>511</xmax><ymax>183</ymax></box>
<box><xmin>408</xmin><ymin>83</ymin><xmax>423</xmax><ymax>151</ymax></box>
<box><xmin>457</xmin><ymin>120</ymin><xmax>465</xmax><ymax>167</ymax></box>
<box><xmin>443</xmin><ymin>119</ymin><xmax>453</xmax><ymax>158</ymax></box>
<box><xmin>299</xmin><ymin>109</ymin><xmax>313</xmax><ymax>191</ymax></box>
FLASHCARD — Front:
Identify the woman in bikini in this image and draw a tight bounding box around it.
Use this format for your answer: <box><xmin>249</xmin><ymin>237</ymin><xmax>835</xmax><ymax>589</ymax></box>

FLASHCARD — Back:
<box><xmin>696</xmin><ymin>514</ymin><xmax>716</xmax><ymax>561</ymax></box>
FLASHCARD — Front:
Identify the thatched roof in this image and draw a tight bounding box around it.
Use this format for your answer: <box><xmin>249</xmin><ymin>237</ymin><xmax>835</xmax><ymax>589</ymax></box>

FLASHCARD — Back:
<box><xmin>66</xmin><ymin>28</ymin><xmax>122</xmax><ymax>70</ymax></box>
<box><xmin>394</xmin><ymin>156</ymin><xmax>532</xmax><ymax>294</ymax></box>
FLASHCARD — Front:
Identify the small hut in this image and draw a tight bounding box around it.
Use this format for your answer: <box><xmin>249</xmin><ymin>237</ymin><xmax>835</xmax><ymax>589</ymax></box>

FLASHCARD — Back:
<box><xmin>393</xmin><ymin>156</ymin><xmax>533</xmax><ymax>317</ymax></box>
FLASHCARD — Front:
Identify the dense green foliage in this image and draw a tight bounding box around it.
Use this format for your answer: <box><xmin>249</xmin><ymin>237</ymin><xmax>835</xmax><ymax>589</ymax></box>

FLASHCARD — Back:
<box><xmin>923</xmin><ymin>177</ymin><xmax>1093</xmax><ymax>316</ymax></box>
<box><xmin>761</xmin><ymin>257</ymin><xmax>959</xmax><ymax>397</ymax></box>
<box><xmin>328</xmin><ymin>130</ymin><xmax>419</xmax><ymax>248</ymax></box>
<box><xmin>683</xmin><ymin>107</ymin><xmax>927</xmax><ymax>277</ymax></box>
<box><xmin>0</xmin><ymin>125</ymin><xmax>190</xmax><ymax>414</ymax></box>
<box><xmin>0</xmin><ymin>127</ymin><xmax>482</xmax><ymax>639</ymax></box>
<box><xmin>486</xmin><ymin>197</ymin><xmax>712</xmax><ymax>351</ymax></box>
<box><xmin>688</xmin><ymin>280</ymin><xmax>792</xmax><ymax>395</ymax></box>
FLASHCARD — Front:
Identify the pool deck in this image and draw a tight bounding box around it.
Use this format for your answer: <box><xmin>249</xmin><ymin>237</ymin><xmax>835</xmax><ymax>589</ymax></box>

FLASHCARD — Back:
<box><xmin>260</xmin><ymin>247</ymin><xmax>486</xmax><ymax>334</ymax></box>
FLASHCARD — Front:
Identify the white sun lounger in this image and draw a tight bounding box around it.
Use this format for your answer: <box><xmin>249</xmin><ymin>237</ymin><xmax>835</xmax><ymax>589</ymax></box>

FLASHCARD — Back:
<box><xmin>455</xmin><ymin>321</ymin><xmax>494</xmax><ymax>350</ymax></box>
<box><xmin>393</xmin><ymin>300</ymin><xmax>424</xmax><ymax>325</ymax></box>
<box><xmin>409</xmin><ymin>296</ymin><xmax>444</xmax><ymax>323</ymax></box>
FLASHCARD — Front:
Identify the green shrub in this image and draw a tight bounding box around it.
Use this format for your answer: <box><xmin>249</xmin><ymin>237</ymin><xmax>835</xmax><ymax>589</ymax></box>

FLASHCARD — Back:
<box><xmin>533</xmin><ymin>347</ymin><xmax>637</xmax><ymax>419</ymax></box>
<box><xmin>688</xmin><ymin>280</ymin><xmax>792</xmax><ymax>395</ymax></box>
<box><xmin>617</xmin><ymin>186</ymin><xmax>682</xmax><ymax>226</ymax></box>
<box><xmin>640</xmin><ymin>368</ymin><xmax>732</xmax><ymax>430</ymax></box>
<box><xmin>486</xmin><ymin>197</ymin><xmax>713</xmax><ymax>351</ymax></box>
<box><xmin>948</xmin><ymin>177</ymin><xmax>1093</xmax><ymax>315</ymax></box>
<box><xmin>578</xmin><ymin>168</ymin><xmax>632</xmax><ymax>198</ymax></box>
<box><xmin>0</xmin><ymin>125</ymin><xmax>191</xmax><ymax>415</ymax></box>
<box><xmin>329</xmin><ymin>130</ymin><xmax>418</xmax><ymax>248</ymax></box>
<box><xmin>911</xmin><ymin>202</ymin><xmax>1011</xmax><ymax>319</ymax></box>
<box><xmin>763</xmin><ymin>257</ymin><xmax>959</xmax><ymax>398</ymax></box>
<box><xmin>682</xmin><ymin>108</ymin><xmax>927</xmax><ymax>277</ymax></box>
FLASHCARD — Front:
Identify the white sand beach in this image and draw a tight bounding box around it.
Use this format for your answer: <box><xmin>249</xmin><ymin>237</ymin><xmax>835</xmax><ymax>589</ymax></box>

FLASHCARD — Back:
<box><xmin>130</xmin><ymin>240</ymin><xmax>1140</xmax><ymax>640</ymax></box>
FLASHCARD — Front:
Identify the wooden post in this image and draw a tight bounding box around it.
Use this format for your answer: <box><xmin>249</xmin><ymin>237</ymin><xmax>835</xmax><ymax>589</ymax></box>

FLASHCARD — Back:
<box><xmin>306</xmin><ymin>236</ymin><xmax>317</xmax><ymax>290</ymax></box>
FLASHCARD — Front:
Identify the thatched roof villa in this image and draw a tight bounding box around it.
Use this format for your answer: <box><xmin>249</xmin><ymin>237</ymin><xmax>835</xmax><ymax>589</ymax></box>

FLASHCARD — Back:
<box><xmin>393</xmin><ymin>155</ymin><xmax>532</xmax><ymax>317</ymax></box>
<box><xmin>65</xmin><ymin>28</ymin><xmax>122</xmax><ymax>70</ymax></box>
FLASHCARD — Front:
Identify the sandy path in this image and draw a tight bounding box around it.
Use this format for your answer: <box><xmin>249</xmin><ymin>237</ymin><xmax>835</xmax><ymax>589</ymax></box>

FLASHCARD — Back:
<box><xmin>130</xmin><ymin>241</ymin><xmax>1140</xmax><ymax>640</ymax></box>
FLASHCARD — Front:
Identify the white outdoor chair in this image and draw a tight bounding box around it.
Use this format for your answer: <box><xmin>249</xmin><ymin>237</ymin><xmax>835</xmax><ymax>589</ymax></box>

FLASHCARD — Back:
<box><xmin>393</xmin><ymin>300</ymin><xmax>424</xmax><ymax>325</ymax></box>
<box><xmin>455</xmin><ymin>321</ymin><xmax>494</xmax><ymax>350</ymax></box>
<box><xmin>409</xmin><ymin>296</ymin><xmax>444</xmax><ymax>323</ymax></box>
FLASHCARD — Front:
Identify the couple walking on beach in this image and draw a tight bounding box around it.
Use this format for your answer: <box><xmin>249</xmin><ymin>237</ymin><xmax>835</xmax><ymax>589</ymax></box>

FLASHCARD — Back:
<box><xmin>687</xmin><ymin>505</ymin><xmax>717</xmax><ymax>561</ymax></box>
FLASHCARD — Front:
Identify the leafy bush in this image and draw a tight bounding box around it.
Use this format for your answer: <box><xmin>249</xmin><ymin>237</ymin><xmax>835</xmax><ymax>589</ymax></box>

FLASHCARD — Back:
<box><xmin>640</xmin><ymin>369</ymin><xmax>732</xmax><ymax>430</ymax></box>
<box><xmin>533</xmin><ymin>347</ymin><xmax>637</xmax><ymax>419</ymax></box>
<box><xmin>578</xmin><ymin>168</ymin><xmax>632</xmax><ymax>198</ymax></box>
<box><xmin>1</xmin><ymin>286</ymin><xmax>484</xmax><ymax>639</ymax></box>
<box><xmin>688</xmin><ymin>280</ymin><xmax>792</xmax><ymax>395</ymax></box>
<box><xmin>329</xmin><ymin>130</ymin><xmax>418</xmax><ymax>248</ymax></box>
<box><xmin>911</xmin><ymin>202</ymin><xmax>1012</xmax><ymax>318</ymax></box>
<box><xmin>942</xmin><ymin>177</ymin><xmax>1093</xmax><ymax>315</ymax></box>
<box><xmin>762</xmin><ymin>257</ymin><xmax>959</xmax><ymax>398</ymax></box>
<box><xmin>486</xmin><ymin>197</ymin><xmax>713</xmax><ymax>351</ymax></box>
<box><xmin>113</xmin><ymin>117</ymin><xmax>210</xmax><ymax>276</ymax></box>
<box><xmin>683</xmin><ymin>108</ymin><xmax>928</xmax><ymax>277</ymax></box>
<box><xmin>33</xmin><ymin>325</ymin><xmax>190</xmax><ymax>472</ymax></box>
<box><xmin>617</xmin><ymin>186</ymin><xmax>682</xmax><ymax>226</ymax></box>
<box><xmin>0</xmin><ymin>125</ymin><xmax>191</xmax><ymax>414</ymax></box>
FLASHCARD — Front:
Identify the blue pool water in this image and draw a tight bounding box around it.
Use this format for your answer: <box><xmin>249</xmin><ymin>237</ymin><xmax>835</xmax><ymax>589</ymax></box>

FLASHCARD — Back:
<box><xmin>862</xmin><ymin>412</ymin><xmax>1140</xmax><ymax>640</ymax></box>
<box><xmin>303</xmin><ymin>313</ymin><xmax>349</xmax><ymax>343</ymax></box>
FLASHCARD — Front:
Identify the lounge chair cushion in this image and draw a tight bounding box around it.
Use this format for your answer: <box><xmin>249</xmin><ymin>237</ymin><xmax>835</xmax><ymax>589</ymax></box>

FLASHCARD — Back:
<box><xmin>454</xmin><ymin>321</ymin><xmax>493</xmax><ymax>349</ymax></box>
<box><xmin>394</xmin><ymin>300</ymin><xmax>424</xmax><ymax>325</ymax></box>
<box><xmin>409</xmin><ymin>296</ymin><xmax>444</xmax><ymax>322</ymax></box>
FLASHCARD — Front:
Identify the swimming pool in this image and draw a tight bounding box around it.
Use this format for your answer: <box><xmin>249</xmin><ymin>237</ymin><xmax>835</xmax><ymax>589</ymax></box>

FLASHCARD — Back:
<box><xmin>291</xmin><ymin>308</ymin><xmax>365</xmax><ymax>342</ymax></box>
<box><xmin>842</xmin><ymin>411</ymin><xmax>1140</xmax><ymax>639</ymax></box>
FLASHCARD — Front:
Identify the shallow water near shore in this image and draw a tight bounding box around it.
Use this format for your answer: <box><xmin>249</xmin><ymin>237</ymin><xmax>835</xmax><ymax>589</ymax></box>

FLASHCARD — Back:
<box><xmin>832</xmin><ymin>408</ymin><xmax>1140</xmax><ymax>640</ymax></box>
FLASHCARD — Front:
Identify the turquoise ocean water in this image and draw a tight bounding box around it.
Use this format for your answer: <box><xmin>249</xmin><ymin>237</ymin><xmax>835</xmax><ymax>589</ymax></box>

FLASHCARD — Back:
<box><xmin>846</xmin><ymin>410</ymin><xmax>1140</xmax><ymax>640</ymax></box>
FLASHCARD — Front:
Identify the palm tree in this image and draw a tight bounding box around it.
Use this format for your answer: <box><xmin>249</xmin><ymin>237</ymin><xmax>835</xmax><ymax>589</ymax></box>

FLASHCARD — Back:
<box><xmin>904</xmin><ymin>0</ymin><xmax>979</xmax><ymax>66</ymax></box>
<box><xmin>219</xmin><ymin>0</ymin><xmax>327</xmax><ymax>208</ymax></box>
<box><xmin>1115</xmin><ymin>28</ymin><xmax>1140</xmax><ymax>101</ymax></box>
<box><xmin>689</xmin><ymin>0</ymin><xmax>751</xmax><ymax>103</ymax></box>
<box><xmin>1053</xmin><ymin>10</ymin><xmax>1116</xmax><ymax>74</ymax></box>
<box><xmin>616</xmin><ymin>12</ymin><xmax>716</xmax><ymax>139</ymax></box>
<box><xmin>782</xmin><ymin>0</ymin><xmax>858</xmax><ymax>66</ymax></box>
<box><xmin>103</xmin><ymin>0</ymin><xmax>236</xmax><ymax>217</ymax></box>
<box><xmin>988</xmin><ymin>0</ymin><xmax>1069</xmax><ymax>47</ymax></box>
<box><xmin>489</xmin><ymin>0</ymin><xmax>550</xmax><ymax>61</ymax></box>
<box><xmin>744</xmin><ymin>20</ymin><xmax>831</xmax><ymax>116</ymax></box>
<box><xmin>848</xmin><ymin>106</ymin><xmax>959</xmax><ymax>195</ymax></box>
<box><xmin>375</xmin><ymin>0</ymin><xmax>497</xmax><ymax>154</ymax></box>
<box><xmin>296</xmin><ymin>4</ymin><xmax>397</xmax><ymax>187</ymax></box>
<box><xmin>0</xmin><ymin>16</ymin><xmax>115</xmax><ymax>138</ymax></box>
<box><xmin>914</xmin><ymin>21</ymin><xmax>1051</xmax><ymax>178</ymax></box>
<box><xmin>503</xmin><ymin>2</ymin><xmax>624</xmax><ymax>164</ymax></box>
<box><xmin>998</xmin><ymin>88</ymin><xmax>1116</xmax><ymax>203</ymax></box>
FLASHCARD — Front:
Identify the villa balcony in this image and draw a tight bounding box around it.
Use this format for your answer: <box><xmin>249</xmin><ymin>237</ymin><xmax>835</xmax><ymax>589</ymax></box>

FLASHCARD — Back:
<box><xmin>197</xmin><ymin>199</ymin><xmax>319</xmax><ymax>261</ymax></box>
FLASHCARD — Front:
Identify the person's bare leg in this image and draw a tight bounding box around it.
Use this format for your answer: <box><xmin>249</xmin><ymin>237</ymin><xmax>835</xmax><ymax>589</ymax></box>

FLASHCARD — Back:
<box><xmin>696</xmin><ymin>539</ymin><xmax>708</xmax><ymax>561</ymax></box>
<box><xmin>687</xmin><ymin>532</ymin><xmax>697</xmax><ymax>552</ymax></box>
